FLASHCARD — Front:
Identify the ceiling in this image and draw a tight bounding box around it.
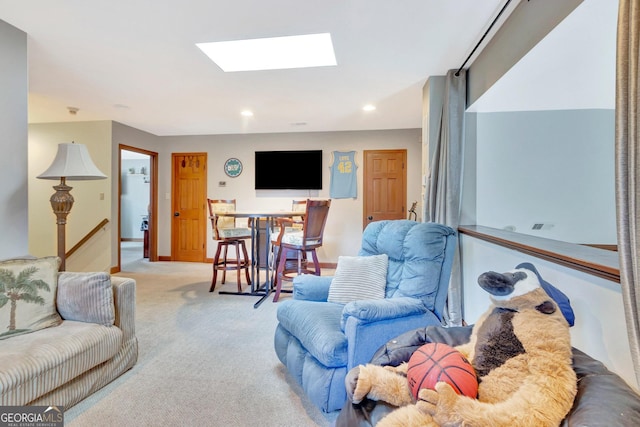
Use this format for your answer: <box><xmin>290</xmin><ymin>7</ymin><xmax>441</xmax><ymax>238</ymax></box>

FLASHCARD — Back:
<box><xmin>0</xmin><ymin>1</ymin><xmax>614</xmax><ymax>137</ymax></box>
<box><xmin>0</xmin><ymin>0</ymin><xmax>509</xmax><ymax>136</ymax></box>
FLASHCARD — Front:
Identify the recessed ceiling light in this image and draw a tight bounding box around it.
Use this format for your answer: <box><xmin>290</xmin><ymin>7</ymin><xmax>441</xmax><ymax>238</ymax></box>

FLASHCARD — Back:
<box><xmin>241</xmin><ymin>110</ymin><xmax>254</xmax><ymax>117</ymax></box>
<box><xmin>197</xmin><ymin>33</ymin><xmax>337</xmax><ymax>72</ymax></box>
<box><xmin>363</xmin><ymin>104</ymin><xmax>376</xmax><ymax>112</ymax></box>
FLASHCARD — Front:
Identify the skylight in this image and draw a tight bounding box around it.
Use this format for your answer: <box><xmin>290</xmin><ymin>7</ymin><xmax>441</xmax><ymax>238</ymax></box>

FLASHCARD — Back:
<box><xmin>196</xmin><ymin>33</ymin><xmax>337</xmax><ymax>72</ymax></box>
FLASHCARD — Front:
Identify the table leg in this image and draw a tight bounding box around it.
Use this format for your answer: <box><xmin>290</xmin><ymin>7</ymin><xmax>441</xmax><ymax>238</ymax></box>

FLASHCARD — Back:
<box><xmin>252</xmin><ymin>217</ymin><xmax>273</xmax><ymax>308</ymax></box>
<box><xmin>217</xmin><ymin>217</ymin><xmax>272</xmax><ymax>309</ymax></box>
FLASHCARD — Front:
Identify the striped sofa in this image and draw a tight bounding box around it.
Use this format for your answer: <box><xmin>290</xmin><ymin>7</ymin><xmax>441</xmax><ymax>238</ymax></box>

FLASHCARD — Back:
<box><xmin>0</xmin><ymin>273</ymin><xmax>138</xmax><ymax>407</ymax></box>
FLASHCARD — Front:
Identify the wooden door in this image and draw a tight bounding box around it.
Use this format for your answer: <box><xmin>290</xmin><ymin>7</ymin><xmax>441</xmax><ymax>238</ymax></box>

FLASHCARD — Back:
<box><xmin>172</xmin><ymin>153</ymin><xmax>207</xmax><ymax>262</ymax></box>
<box><xmin>363</xmin><ymin>150</ymin><xmax>407</xmax><ymax>228</ymax></box>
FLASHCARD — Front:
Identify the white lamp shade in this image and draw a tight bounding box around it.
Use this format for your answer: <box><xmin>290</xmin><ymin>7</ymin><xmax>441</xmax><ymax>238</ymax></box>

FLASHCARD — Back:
<box><xmin>37</xmin><ymin>142</ymin><xmax>107</xmax><ymax>180</ymax></box>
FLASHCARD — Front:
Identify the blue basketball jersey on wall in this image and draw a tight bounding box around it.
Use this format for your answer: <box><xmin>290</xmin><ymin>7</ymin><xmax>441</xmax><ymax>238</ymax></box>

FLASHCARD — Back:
<box><xmin>330</xmin><ymin>151</ymin><xmax>357</xmax><ymax>199</ymax></box>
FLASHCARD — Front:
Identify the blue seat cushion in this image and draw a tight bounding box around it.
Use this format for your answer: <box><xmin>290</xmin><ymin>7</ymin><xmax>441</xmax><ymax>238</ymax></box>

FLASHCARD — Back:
<box><xmin>276</xmin><ymin>300</ymin><xmax>347</xmax><ymax>367</ymax></box>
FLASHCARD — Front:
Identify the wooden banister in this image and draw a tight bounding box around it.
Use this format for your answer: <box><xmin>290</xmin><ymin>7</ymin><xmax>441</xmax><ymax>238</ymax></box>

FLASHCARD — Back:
<box><xmin>66</xmin><ymin>218</ymin><xmax>110</xmax><ymax>258</ymax></box>
<box><xmin>458</xmin><ymin>225</ymin><xmax>620</xmax><ymax>283</ymax></box>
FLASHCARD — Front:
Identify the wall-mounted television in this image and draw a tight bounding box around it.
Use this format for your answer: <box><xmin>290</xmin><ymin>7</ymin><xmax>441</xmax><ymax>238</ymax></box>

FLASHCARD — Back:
<box><xmin>255</xmin><ymin>150</ymin><xmax>323</xmax><ymax>190</ymax></box>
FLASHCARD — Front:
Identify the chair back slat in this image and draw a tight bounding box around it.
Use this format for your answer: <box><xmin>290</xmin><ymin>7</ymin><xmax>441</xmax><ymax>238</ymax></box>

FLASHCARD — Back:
<box><xmin>292</xmin><ymin>200</ymin><xmax>307</xmax><ymax>212</ymax></box>
<box><xmin>207</xmin><ymin>199</ymin><xmax>237</xmax><ymax>239</ymax></box>
<box><xmin>290</xmin><ymin>200</ymin><xmax>307</xmax><ymax>229</ymax></box>
<box><xmin>301</xmin><ymin>199</ymin><xmax>331</xmax><ymax>247</ymax></box>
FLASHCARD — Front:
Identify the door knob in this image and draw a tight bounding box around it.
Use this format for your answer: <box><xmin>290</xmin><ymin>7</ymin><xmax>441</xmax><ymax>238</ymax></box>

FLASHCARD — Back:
<box><xmin>367</xmin><ymin>216</ymin><xmax>373</xmax><ymax>221</ymax></box>
<box><xmin>174</xmin><ymin>212</ymin><xmax>180</xmax><ymax>217</ymax></box>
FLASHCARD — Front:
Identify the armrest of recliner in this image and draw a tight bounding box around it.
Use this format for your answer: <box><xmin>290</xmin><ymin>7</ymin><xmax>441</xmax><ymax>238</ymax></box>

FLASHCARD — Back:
<box><xmin>341</xmin><ymin>298</ymin><xmax>441</xmax><ymax>370</ymax></box>
<box><xmin>341</xmin><ymin>297</ymin><xmax>427</xmax><ymax>327</ymax></box>
<box><xmin>292</xmin><ymin>274</ymin><xmax>333</xmax><ymax>301</ymax></box>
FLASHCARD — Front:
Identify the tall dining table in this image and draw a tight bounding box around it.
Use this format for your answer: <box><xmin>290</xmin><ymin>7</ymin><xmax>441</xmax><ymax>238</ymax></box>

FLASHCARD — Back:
<box><xmin>211</xmin><ymin>210</ymin><xmax>302</xmax><ymax>308</ymax></box>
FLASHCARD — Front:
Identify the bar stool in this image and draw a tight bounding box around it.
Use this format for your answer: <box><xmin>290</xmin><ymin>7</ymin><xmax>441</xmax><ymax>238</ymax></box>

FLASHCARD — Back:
<box><xmin>269</xmin><ymin>200</ymin><xmax>308</xmax><ymax>278</ymax></box>
<box><xmin>272</xmin><ymin>199</ymin><xmax>331</xmax><ymax>302</ymax></box>
<box><xmin>207</xmin><ymin>199</ymin><xmax>251</xmax><ymax>292</ymax></box>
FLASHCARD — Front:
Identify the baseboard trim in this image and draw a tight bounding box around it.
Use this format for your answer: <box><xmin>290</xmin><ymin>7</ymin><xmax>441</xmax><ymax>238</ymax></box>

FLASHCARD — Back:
<box><xmin>154</xmin><ymin>257</ymin><xmax>335</xmax><ymax>268</ymax></box>
<box><xmin>320</xmin><ymin>262</ymin><xmax>337</xmax><ymax>269</ymax></box>
<box><xmin>121</xmin><ymin>238</ymin><xmax>143</xmax><ymax>242</ymax></box>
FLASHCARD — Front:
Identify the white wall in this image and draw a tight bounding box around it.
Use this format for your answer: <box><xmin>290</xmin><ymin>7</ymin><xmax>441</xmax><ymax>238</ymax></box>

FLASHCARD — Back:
<box><xmin>475</xmin><ymin>109</ymin><xmax>616</xmax><ymax>244</ymax></box>
<box><xmin>121</xmin><ymin>158</ymin><xmax>150</xmax><ymax>239</ymax></box>
<box><xmin>460</xmin><ymin>234</ymin><xmax>637</xmax><ymax>389</ymax></box>
<box><xmin>28</xmin><ymin>122</ymin><xmax>113</xmax><ymax>272</ymax></box>
<box><xmin>0</xmin><ymin>20</ymin><xmax>28</xmax><ymax>258</ymax></box>
<box><xmin>156</xmin><ymin>129</ymin><xmax>422</xmax><ymax>262</ymax></box>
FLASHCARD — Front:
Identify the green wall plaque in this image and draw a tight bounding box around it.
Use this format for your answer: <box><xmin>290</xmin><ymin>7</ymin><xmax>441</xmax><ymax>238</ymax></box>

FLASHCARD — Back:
<box><xmin>224</xmin><ymin>158</ymin><xmax>243</xmax><ymax>177</ymax></box>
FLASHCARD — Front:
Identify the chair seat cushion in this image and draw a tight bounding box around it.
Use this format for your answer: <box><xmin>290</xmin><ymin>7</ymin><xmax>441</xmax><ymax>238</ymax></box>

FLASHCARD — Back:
<box><xmin>218</xmin><ymin>227</ymin><xmax>251</xmax><ymax>239</ymax></box>
<box><xmin>270</xmin><ymin>227</ymin><xmax>302</xmax><ymax>243</ymax></box>
<box><xmin>281</xmin><ymin>230</ymin><xmax>303</xmax><ymax>245</ymax></box>
<box><xmin>276</xmin><ymin>300</ymin><xmax>347</xmax><ymax>367</ymax></box>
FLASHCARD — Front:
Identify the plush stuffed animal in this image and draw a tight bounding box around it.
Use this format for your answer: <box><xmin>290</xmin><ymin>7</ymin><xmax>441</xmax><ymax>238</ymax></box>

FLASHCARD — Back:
<box><xmin>351</xmin><ymin>268</ymin><xmax>577</xmax><ymax>427</ymax></box>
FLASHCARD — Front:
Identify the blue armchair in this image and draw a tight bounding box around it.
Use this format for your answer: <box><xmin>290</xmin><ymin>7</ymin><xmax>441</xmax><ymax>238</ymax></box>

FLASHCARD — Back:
<box><xmin>273</xmin><ymin>220</ymin><xmax>457</xmax><ymax>412</ymax></box>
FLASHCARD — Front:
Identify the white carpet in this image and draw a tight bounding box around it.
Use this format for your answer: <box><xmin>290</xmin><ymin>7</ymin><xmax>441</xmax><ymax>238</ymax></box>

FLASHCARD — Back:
<box><xmin>64</xmin><ymin>253</ymin><xmax>338</xmax><ymax>426</ymax></box>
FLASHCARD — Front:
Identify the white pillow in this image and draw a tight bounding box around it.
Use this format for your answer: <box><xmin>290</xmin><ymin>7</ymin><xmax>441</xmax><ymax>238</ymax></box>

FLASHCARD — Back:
<box><xmin>328</xmin><ymin>254</ymin><xmax>388</xmax><ymax>303</ymax></box>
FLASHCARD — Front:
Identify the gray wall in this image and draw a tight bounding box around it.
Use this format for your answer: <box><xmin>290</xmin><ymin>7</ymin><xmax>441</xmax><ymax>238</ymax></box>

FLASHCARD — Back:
<box><xmin>112</xmin><ymin>122</ymin><xmax>159</xmax><ymax>265</ymax></box>
<box><xmin>0</xmin><ymin>20</ymin><xmax>28</xmax><ymax>258</ymax></box>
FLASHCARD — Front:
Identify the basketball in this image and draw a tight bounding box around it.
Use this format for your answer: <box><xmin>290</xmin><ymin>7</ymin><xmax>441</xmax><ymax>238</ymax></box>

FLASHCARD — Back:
<box><xmin>407</xmin><ymin>342</ymin><xmax>478</xmax><ymax>400</ymax></box>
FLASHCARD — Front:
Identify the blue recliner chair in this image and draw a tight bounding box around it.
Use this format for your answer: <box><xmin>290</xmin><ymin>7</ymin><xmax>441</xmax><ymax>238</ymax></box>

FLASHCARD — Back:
<box><xmin>273</xmin><ymin>220</ymin><xmax>457</xmax><ymax>412</ymax></box>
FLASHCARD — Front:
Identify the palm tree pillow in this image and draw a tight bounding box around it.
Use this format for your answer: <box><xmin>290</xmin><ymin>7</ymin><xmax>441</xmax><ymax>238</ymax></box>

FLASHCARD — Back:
<box><xmin>0</xmin><ymin>256</ymin><xmax>62</xmax><ymax>340</ymax></box>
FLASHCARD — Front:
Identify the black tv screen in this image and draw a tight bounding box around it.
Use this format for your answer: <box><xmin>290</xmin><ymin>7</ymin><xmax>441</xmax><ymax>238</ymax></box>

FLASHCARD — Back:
<box><xmin>255</xmin><ymin>150</ymin><xmax>323</xmax><ymax>190</ymax></box>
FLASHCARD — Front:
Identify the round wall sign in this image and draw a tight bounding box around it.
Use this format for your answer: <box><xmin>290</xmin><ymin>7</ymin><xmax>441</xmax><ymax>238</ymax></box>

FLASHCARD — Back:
<box><xmin>224</xmin><ymin>158</ymin><xmax>243</xmax><ymax>177</ymax></box>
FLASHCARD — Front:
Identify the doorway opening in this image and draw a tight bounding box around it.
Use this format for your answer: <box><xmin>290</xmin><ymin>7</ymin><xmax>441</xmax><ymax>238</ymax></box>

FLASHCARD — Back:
<box><xmin>119</xmin><ymin>145</ymin><xmax>158</xmax><ymax>270</ymax></box>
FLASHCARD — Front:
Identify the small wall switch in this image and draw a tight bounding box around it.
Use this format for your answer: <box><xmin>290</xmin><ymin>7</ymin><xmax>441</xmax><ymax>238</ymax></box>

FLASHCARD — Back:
<box><xmin>219</xmin><ymin>181</ymin><xmax>226</xmax><ymax>187</ymax></box>
<box><xmin>99</xmin><ymin>192</ymin><xmax>104</xmax><ymax>200</ymax></box>
<box><xmin>532</xmin><ymin>223</ymin><xmax>554</xmax><ymax>231</ymax></box>
<box><xmin>165</xmin><ymin>193</ymin><xmax>171</xmax><ymax>200</ymax></box>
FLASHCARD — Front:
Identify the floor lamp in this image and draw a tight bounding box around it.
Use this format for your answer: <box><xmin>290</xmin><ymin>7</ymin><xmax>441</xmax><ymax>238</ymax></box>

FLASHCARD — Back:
<box><xmin>37</xmin><ymin>142</ymin><xmax>107</xmax><ymax>271</ymax></box>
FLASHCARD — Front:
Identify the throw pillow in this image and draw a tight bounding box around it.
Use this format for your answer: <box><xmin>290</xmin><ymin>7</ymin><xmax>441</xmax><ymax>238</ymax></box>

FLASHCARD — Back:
<box><xmin>328</xmin><ymin>254</ymin><xmax>388</xmax><ymax>304</ymax></box>
<box><xmin>57</xmin><ymin>272</ymin><xmax>115</xmax><ymax>326</ymax></box>
<box><xmin>0</xmin><ymin>256</ymin><xmax>62</xmax><ymax>340</ymax></box>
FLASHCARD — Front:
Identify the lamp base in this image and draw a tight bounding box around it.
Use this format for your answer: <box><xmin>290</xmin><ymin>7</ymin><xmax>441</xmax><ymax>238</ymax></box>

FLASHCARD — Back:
<box><xmin>50</xmin><ymin>178</ymin><xmax>74</xmax><ymax>271</ymax></box>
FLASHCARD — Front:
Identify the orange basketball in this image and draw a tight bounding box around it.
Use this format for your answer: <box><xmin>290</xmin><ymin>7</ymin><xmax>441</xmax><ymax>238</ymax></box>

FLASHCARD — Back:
<box><xmin>407</xmin><ymin>342</ymin><xmax>478</xmax><ymax>400</ymax></box>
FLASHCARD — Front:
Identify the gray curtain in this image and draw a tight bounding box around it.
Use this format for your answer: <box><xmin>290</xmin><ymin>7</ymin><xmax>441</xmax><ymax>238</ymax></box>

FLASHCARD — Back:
<box><xmin>615</xmin><ymin>0</ymin><xmax>640</xmax><ymax>385</ymax></box>
<box><xmin>425</xmin><ymin>69</ymin><xmax>466</xmax><ymax>326</ymax></box>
